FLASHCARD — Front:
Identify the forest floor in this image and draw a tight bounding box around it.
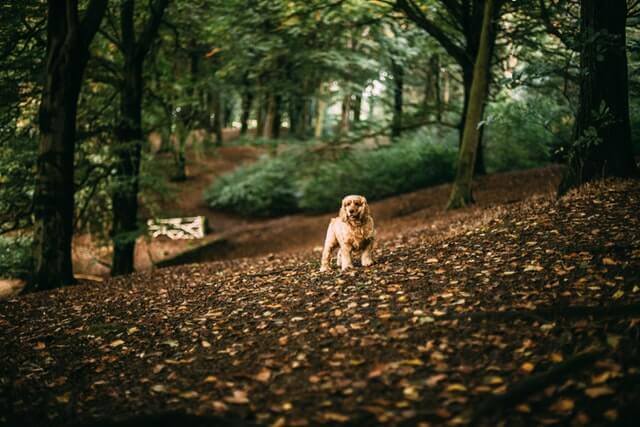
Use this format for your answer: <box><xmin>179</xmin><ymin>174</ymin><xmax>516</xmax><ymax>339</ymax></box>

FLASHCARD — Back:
<box><xmin>1</xmin><ymin>179</ymin><xmax>639</xmax><ymax>426</ymax></box>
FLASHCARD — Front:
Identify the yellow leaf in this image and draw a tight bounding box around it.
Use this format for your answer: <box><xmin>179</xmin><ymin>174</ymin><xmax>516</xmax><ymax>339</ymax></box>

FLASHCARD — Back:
<box><xmin>110</xmin><ymin>339</ymin><xmax>125</xmax><ymax>348</ymax></box>
<box><xmin>179</xmin><ymin>391</ymin><xmax>199</xmax><ymax>399</ymax></box>
<box><xmin>33</xmin><ymin>341</ymin><xmax>46</xmax><ymax>351</ymax></box>
<box><xmin>611</xmin><ymin>290</ymin><xmax>624</xmax><ymax>300</ymax></box>
<box><xmin>520</xmin><ymin>362</ymin><xmax>535</xmax><ymax>373</ymax></box>
<box><xmin>55</xmin><ymin>392</ymin><xmax>70</xmax><ymax>404</ymax></box>
<box><xmin>203</xmin><ymin>375</ymin><xmax>218</xmax><ymax>384</ymax></box>
<box><xmin>446</xmin><ymin>383</ymin><xmax>467</xmax><ymax>392</ymax></box>
<box><xmin>606</xmin><ymin>334</ymin><xmax>621</xmax><ymax>349</ymax></box>
<box><xmin>550</xmin><ymin>353</ymin><xmax>564</xmax><ymax>363</ymax></box>
<box><xmin>426</xmin><ymin>258</ymin><xmax>439</xmax><ymax>264</ymax></box>
<box><xmin>602</xmin><ymin>257</ymin><xmax>617</xmax><ymax>266</ymax></box>
<box><xmin>584</xmin><ymin>386</ymin><xmax>615</xmax><ymax>398</ymax></box>
<box><xmin>323</xmin><ymin>412</ymin><xmax>349</xmax><ymax>422</ymax></box>
<box><xmin>550</xmin><ymin>398</ymin><xmax>574</xmax><ymax>413</ymax></box>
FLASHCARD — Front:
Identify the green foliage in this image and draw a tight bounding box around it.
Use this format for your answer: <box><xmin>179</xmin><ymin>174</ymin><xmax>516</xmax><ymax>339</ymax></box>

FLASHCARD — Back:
<box><xmin>205</xmin><ymin>129</ymin><xmax>458</xmax><ymax>216</ymax></box>
<box><xmin>205</xmin><ymin>156</ymin><xmax>299</xmax><ymax>217</ymax></box>
<box><xmin>0</xmin><ymin>236</ymin><xmax>33</xmax><ymax>279</ymax></box>
<box><xmin>484</xmin><ymin>92</ymin><xmax>572</xmax><ymax>173</ymax></box>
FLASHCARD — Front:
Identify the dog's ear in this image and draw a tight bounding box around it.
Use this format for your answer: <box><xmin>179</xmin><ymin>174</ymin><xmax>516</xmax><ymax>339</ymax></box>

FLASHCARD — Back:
<box><xmin>339</xmin><ymin>203</ymin><xmax>348</xmax><ymax>222</ymax></box>
<box><xmin>361</xmin><ymin>196</ymin><xmax>370</xmax><ymax>217</ymax></box>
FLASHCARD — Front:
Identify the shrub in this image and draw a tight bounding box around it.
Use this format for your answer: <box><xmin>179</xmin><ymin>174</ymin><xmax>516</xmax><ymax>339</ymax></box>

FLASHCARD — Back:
<box><xmin>484</xmin><ymin>92</ymin><xmax>572</xmax><ymax>173</ymax></box>
<box><xmin>298</xmin><ymin>131</ymin><xmax>458</xmax><ymax>212</ymax></box>
<box><xmin>204</xmin><ymin>155</ymin><xmax>299</xmax><ymax>217</ymax></box>
<box><xmin>204</xmin><ymin>128</ymin><xmax>458</xmax><ymax>216</ymax></box>
<box><xmin>0</xmin><ymin>236</ymin><xmax>33</xmax><ymax>279</ymax></box>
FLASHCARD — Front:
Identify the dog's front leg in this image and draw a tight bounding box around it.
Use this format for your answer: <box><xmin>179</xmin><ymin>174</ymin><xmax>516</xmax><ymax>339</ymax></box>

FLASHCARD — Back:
<box><xmin>361</xmin><ymin>238</ymin><xmax>375</xmax><ymax>267</ymax></box>
<box><xmin>320</xmin><ymin>224</ymin><xmax>337</xmax><ymax>272</ymax></box>
<box><xmin>340</xmin><ymin>246</ymin><xmax>353</xmax><ymax>271</ymax></box>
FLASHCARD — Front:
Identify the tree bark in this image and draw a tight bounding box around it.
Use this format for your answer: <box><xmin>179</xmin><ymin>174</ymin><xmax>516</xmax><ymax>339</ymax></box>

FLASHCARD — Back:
<box><xmin>240</xmin><ymin>84</ymin><xmax>253</xmax><ymax>135</ymax></box>
<box><xmin>262</xmin><ymin>93</ymin><xmax>276</xmax><ymax>139</ymax></box>
<box><xmin>447</xmin><ymin>0</ymin><xmax>496</xmax><ymax>209</ymax></box>
<box><xmin>314</xmin><ymin>86</ymin><xmax>326</xmax><ymax>139</ymax></box>
<box><xmin>339</xmin><ymin>94</ymin><xmax>351</xmax><ymax>135</ymax></box>
<box><xmin>31</xmin><ymin>0</ymin><xmax>107</xmax><ymax>291</ymax></box>
<box><xmin>559</xmin><ymin>0</ymin><xmax>637</xmax><ymax>194</ymax></box>
<box><xmin>391</xmin><ymin>59</ymin><xmax>404</xmax><ymax>140</ymax></box>
<box><xmin>212</xmin><ymin>91</ymin><xmax>223</xmax><ymax>145</ymax></box>
<box><xmin>111</xmin><ymin>0</ymin><xmax>169</xmax><ymax>276</ymax></box>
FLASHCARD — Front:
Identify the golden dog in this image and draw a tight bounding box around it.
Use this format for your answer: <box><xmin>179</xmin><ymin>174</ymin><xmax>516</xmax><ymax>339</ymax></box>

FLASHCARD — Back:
<box><xmin>320</xmin><ymin>195</ymin><xmax>376</xmax><ymax>272</ymax></box>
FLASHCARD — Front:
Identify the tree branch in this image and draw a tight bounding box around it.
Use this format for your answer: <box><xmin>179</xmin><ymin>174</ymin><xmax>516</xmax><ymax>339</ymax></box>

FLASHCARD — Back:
<box><xmin>79</xmin><ymin>0</ymin><xmax>109</xmax><ymax>48</ymax></box>
<box><xmin>135</xmin><ymin>0</ymin><xmax>170</xmax><ymax>61</ymax></box>
<box><xmin>395</xmin><ymin>0</ymin><xmax>468</xmax><ymax>67</ymax></box>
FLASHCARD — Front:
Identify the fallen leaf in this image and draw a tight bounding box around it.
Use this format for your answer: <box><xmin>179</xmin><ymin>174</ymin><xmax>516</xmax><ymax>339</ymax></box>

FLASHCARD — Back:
<box><xmin>212</xmin><ymin>401</ymin><xmax>228</xmax><ymax>413</ymax></box>
<box><xmin>425</xmin><ymin>374</ymin><xmax>447</xmax><ymax>387</ymax></box>
<box><xmin>151</xmin><ymin>384</ymin><xmax>167</xmax><ymax>393</ymax></box>
<box><xmin>33</xmin><ymin>342</ymin><xmax>46</xmax><ymax>351</ymax></box>
<box><xmin>584</xmin><ymin>386</ymin><xmax>614</xmax><ymax>398</ymax></box>
<box><xmin>180</xmin><ymin>391</ymin><xmax>199</xmax><ymax>399</ymax></box>
<box><xmin>109</xmin><ymin>339</ymin><xmax>125</xmax><ymax>348</ymax></box>
<box><xmin>550</xmin><ymin>398</ymin><xmax>574</xmax><ymax>413</ymax></box>
<box><xmin>445</xmin><ymin>383</ymin><xmax>467</xmax><ymax>392</ymax></box>
<box><xmin>602</xmin><ymin>257</ymin><xmax>617</xmax><ymax>266</ymax></box>
<box><xmin>611</xmin><ymin>290</ymin><xmax>624</xmax><ymax>300</ymax></box>
<box><xmin>55</xmin><ymin>392</ymin><xmax>70</xmax><ymax>404</ymax></box>
<box><xmin>255</xmin><ymin>368</ymin><xmax>272</xmax><ymax>383</ymax></box>
<box><xmin>520</xmin><ymin>362</ymin><xmax>535</xmax><ymax>373</ymax></box>
<box><xmin>224</xmin><ymin>390</ymin><xmax>249</xmax><ymax>404</ymax></box>
<box><xmin>323</xmin><ymin>412</ymin><xmax>349</xmax><ymax>422</ymax></box>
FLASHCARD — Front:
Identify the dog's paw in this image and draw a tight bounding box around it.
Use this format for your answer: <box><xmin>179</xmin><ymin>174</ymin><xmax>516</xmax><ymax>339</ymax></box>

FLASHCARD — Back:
<box><xmin>319</xmin><ymin>265</ymin><xmax>330</xmax><ymax>273</ymax></box>
<box><xmin>361</xmin><ymin>258</ymin><xmax>374</xmax><ymax>267</ymax></box>
<box><xmin>340</xmin><ymin>264</ymin><xmax>353</xmax><ymax>272</ymax></box>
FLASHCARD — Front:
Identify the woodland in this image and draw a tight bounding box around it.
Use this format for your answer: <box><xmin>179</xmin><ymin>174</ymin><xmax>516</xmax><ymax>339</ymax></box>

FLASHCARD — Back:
<box><xmin>1</xmin><ymin>0</ymin><xmax>640</xmax><ymax>426</ymax></box>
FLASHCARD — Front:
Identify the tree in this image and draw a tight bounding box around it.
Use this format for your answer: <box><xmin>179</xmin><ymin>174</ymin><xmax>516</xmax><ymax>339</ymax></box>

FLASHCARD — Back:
<box><xmin>394</xmin><ymin>0</ymin><xmax>503</xmax><ymax>175</ymax></box>
<box><xmin>111</xmin><ymin>0</ymin><xmax>170</xmax><ymax>276</ymax></box>
<box><xmin>30</xmin><ymin>0</ymin><xmax>107</xmax><ymax>291</ymax></box>
<box><xmin>558</xmin><ymin>0</ymin><xmax>638</xmax><ymax>193</ymax></box>
<box><xmin>447</xmin><ymin>0</ymin><xmax>497</xmax><ymax>209</ymax></box>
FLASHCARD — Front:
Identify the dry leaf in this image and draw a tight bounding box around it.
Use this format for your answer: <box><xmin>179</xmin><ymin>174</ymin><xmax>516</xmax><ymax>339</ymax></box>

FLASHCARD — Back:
<box><xmin>224</xmin><ymin>390</ymin><xmax>249</xmax><ymax>404</ymax></box>
<box><xmin>255</xmin><ymin>368</ymin><xmax>272</xmax><ymax>383</ymax></box>
<box><xmin>550</xmin><ymin>398</ymin><xmax>574</xmax><ymax>413</ymax></box>
<box><xmin>109</xmin><ymin>339</ymin><xmax>125</xmax><ymax>348</ymax></box>
<box><xmin>584</xmin><ymin>386</ymin><xmax>614</xmax><ymax>398</ymax></box>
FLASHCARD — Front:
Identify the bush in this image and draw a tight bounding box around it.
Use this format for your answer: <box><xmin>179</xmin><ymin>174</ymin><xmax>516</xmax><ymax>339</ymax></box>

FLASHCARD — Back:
<box><xmin>0</xmin><ymin>236</ymin><xmax>33</xmax><ymax>279</ymax></box>
<box><xmin>204</xmin><ymin>155</ymin><xmax>299</xmax><ymax>217</ymax></box>
<box><xmin>298</xmin><ymin>131</ymin><xmax>457</xmax><ymax>212</ymax></box>
<box><xmin>204</xmin><ymin>128</ymin><xmax>458</xmax><ymax>216</ymax></box>
<box><xmin>484</xmin><ymin>92</ymin><xmax>572</xmax><ymax>173</ymax></box>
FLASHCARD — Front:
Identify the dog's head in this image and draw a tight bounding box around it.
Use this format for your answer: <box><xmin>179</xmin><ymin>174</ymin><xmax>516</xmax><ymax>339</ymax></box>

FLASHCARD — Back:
<box><xmin>340</xmin><ymin>195</ymin><xmax>369</xmax><ymax>222</ymax></box>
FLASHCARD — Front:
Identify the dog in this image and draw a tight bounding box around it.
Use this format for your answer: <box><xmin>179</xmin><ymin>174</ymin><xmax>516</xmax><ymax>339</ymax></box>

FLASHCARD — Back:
<box><xmin>320</xmin><ymin>195</ymin><xmax>376</xmax><ymax>272</ymax></box>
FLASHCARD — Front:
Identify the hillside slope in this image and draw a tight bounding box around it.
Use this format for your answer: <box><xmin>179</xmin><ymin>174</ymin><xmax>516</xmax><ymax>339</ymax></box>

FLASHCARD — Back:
<box><xmin>1</xmin><ymin>180</ymin><xmax>639</xmax><ymax>426</ymax></box>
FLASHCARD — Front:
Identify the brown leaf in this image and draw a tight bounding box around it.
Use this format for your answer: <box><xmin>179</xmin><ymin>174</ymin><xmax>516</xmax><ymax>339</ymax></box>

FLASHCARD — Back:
<box><xmin>550</xmin><ymin>398</ymin><xmax>574</xmax><ymax>413</ymax></box>
<box><xmin>255</xmin><ymin>368</ymin><xmax>272</xmax><ymax>383</ymax></box>
<box><xmin>224</xmin><ymin>390</ymin><xmax>249</xmax><ymax>404</ymax></box>
<box><xmin>584</xmin><ymin>386</ymin><xmax>614</xmax><ymax>398</ymax></box>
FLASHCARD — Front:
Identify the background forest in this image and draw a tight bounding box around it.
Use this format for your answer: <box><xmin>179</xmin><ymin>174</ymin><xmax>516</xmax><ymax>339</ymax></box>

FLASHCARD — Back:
<box><xmin>1</xmin><ymin>0</ymin><xmax>639</xmax><ymax>290</ymax></box>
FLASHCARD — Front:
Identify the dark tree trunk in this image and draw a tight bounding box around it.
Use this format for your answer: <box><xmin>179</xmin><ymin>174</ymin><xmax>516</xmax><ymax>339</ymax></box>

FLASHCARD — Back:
<box><xmin>272</xmin><ymin>95</ymin><xmax>282</xmax><ymax>139</ymax></box>
<box><xmin>559</xmin><ymin>0</ymin><xmax>637</xmax><ymax>193</ymax></box>
<box><xmin>111</xmin><ymin>0</ymin><xmax>169</xmax><ymax>276</ymax></box>
<box><xmin>212</xmin><ymin>91</ymin><xmax>223</xmax><ymax>145</ymax></box>
<box><xmin>353</xmin><ymin>93</ymin><xmax>362</xmax><ymax>123</ymax></box>
<box><xmin>31</xmin><ymin>0</ymin><xmax>107</xmax><ymax>291</ymax></box>
<box><xmin>447</xmin><ymin>0</ymin><xmax>496</xmax><ymax>209</ymax></box>
<box><xmin>112</xmin><ymin>59</ymin><xmax>143</xmax><ymax>276</ymax></box>
<box><xmin>391</xmin><ymin>59</ymin><xmax>404</xmax><ymax>139</ymax></box>
<box><xmin>423</xmin><ymin>54</ymin><xmax>442</xmax><ymax>120</ymax></box>
<box><xmin>240</xmin><ymin>89</ymin><xmax>253</xmax><ymax>135</ymax></box>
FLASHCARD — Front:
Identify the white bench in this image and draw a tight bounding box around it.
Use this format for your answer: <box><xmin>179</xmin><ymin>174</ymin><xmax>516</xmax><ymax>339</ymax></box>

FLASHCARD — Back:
<box><xmin>147</xmin><ymin>216</ymin><xmax>206</xmax><ymax>240</ymax></box>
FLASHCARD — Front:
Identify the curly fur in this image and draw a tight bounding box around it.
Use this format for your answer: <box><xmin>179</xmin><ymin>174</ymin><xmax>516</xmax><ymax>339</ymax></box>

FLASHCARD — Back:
<box><xmin>320</xmin><ymin>195</ymin><xmax>376</xmax><ymax>272</ymax></box>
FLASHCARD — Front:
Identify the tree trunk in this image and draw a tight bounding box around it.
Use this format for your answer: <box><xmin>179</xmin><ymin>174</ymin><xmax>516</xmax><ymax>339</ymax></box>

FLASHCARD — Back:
<box><xmin>314</xmin><ymin>92</ymin><xmax>326</xmax><ymax>139</ymax></box>
<box><xmin>391</xmin><ymin>59</ymin><xmax>404</xmax><ymax>139</ymax></box>
<box><xmin>31</xmin><ymin>0</ymin><xmax>107</xmax><ymax>291</ymax></box>
<box><xmin>111</xmin><ymin>0</ymin><xmax>169</xmax><ymax>276</ymax></box>
<box><xmin>559</xmin><ymin>0</ymin><xmax>637</xmax><ymax>193</ymax></box>
<box><xmin>272</xmin><ymin>95</ymin><xmax>282</xmax><ymax>139</ymax></box>
<box><xmin>240</xmin><ymin>89</ymin><xmax>253</xmax><ymax>135</ymax></box>
<box><xmin>112</xmin><ymin>58</ymin><xmax>143</xmax><ymax>276</ymax></box>
<box><xmin>353</xmin><ymin>93</ymin><xmax>362</xmax><ymax>123</ymax></box>
<box><xmin>447</xmin><ymin>0</ymin><xmax>496</xmax><ymax>209</ymax></box>
<box><xmin>339</xmin><ymin>94</ymin><xmax>351</xmax><ymax>135</ymax></box>
<box><xmin>212</xmin><ymin>91</ymin><xmax>223</xmax><ymax>145</ymax></box>
<box><xmin>262</xmin><ymin>93</ymin><xmax>276</xmax><ymax>139</ymax></box>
